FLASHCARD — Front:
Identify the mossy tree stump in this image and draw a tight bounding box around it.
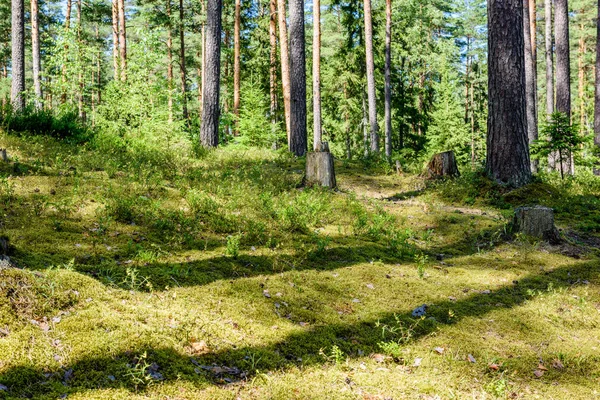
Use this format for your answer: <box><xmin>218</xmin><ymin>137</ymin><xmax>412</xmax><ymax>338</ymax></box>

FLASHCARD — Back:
<box><xmin>305</xmin><ymin>142</ymin><xmax>336</xmax><ymax>188</ymax></box>
<box><xmin>513</xmin><ymin>206</ymin><xmax>560</xmax><ymax>243</ymax></box>
<box><xmin>426</xmin><ymin>151</ymin><xmax>460</xmax><ymax>179</ymax></box>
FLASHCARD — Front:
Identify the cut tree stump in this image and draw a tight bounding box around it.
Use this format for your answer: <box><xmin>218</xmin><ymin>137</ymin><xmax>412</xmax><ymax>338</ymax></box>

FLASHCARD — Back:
<box><xmin>426</xmin><ymin>151</ymin><xmax>460</xmax><ymax>179</ymax></box>
<box><xmin>305</xmin><ymin>142</ymin><xmax>336</xmax><ymax>188</ymax></box>
<box><xmin>513</xmin><ymin>206</ymin><xmax>560</xmax><ymax>243</ymax></box>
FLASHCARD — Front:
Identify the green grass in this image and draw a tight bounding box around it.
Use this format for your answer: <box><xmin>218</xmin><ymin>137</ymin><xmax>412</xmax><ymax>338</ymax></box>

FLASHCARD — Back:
<box><xmin>0</xmin><ymin>131</ymin><xmax>599</xmax><ymax>399</ymax></box>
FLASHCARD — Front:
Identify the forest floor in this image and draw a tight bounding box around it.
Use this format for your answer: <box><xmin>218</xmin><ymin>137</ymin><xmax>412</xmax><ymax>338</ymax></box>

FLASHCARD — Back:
<box><xmin>0</xmin><ymin>131</ymin><xmax>599</xmax><ymax>400</ymax></box>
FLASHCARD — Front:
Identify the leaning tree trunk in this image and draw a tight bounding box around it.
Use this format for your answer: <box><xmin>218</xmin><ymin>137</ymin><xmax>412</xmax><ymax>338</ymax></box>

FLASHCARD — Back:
<box><xmin>11</xmin><ymin>0</ymin><xmax>25</xmax><ymax>111</ymax></box>
<box><xmin>313</xmin><ymin>0</ymin><xmax>322</xmax><ymax>150</ymax></box>
<box><xmin>486</xmin><ymin>0</ymin><xmax>532</xmax><ymax>187</ymax></box>
<box><xmin>289</xmin><ymin>0</ymin><xmax>307</xmax><ymax>157</ymax></box>
<box><xmin>364</xmin><ymin>0</ymin><xmax>379</xmax><ymax>154</ymax></box>
<box><xmin>200</xmin><ymin>0</ymin><xmax>222</xmax><ymax>148</ymax></box>
<box><xmin>384</xmin><ymin>0</ymin><xmax>392</xmax><ymax>160</ymax></box>
<box><xmin>595</xmin><ymin>0</ymin><xmax>600</xmax><ymax>175</ymax></box>
<box><xmin>118</xmin><ymin>0</ymin><xmax>127</xmax><ymax>82</ymax></box>
<box><xmin>179</xmin><ymin>0</ymin><xmax>188</xmax><ymax>122</ymax></box>
<box><xmin>31</xmin><ymin>0</ymin><xmax>42</xmax><ymax>109</ymax></box>
<box><xmin>233</xmin><ymin>0</ymin><xmax>241</xmax><ymax>134</ymax></box>
<box><xmin>523</xmin><ymin>0</ymin><xmax>538</xmax><ymax>173</ymax></box>
<box><xmin>555</xmin><ymin>0</ymin><xmax>572</xmax><ymax>174</ymax></box>
<box><xmin>278</xmin><ymin>0</ymin><xmax>292</xmax><ymax>145</ymax></box>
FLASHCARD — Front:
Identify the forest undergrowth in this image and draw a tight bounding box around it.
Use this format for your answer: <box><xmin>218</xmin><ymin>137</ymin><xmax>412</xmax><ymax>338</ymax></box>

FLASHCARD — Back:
<box><xmin>0</xmin><ymin>130</ymin><xmax>599</xmax><ymax>399</ymax></box>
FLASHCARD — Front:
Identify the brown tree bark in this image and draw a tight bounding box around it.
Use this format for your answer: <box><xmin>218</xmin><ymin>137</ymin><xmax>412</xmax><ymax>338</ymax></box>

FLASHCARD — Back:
<box><xmin>577</xmin><ymin>20</ymin><xmax>586</xmax><ymax>136</ymax></box>
<box><xmin>31</xmin><ymin>0</ymin><xmax>42</xmax><ymax>109</ymax></box>
<box><xmin>277</xmin><ymin>0</ymin><xmax>292</xmax><ymax>144</ymax></box>
<box><xmin>364</xmin><ymin>0</ymin><xmax>379</xmax><ymax>153</ymax></box>
<box><xmin>77</xmin><ymin>0</ymin><xmax>84</xmax><ymax>120</ymax></box>
<box><xmin>118</xmin><ymin>0</ymin><xmax>127</xmax><ymax>82</ymax></box>
<box><xmin>313</xmin><ymin>0</ymin><xmax>322</xmax><ymax>150</ymax></box>
<box><xmin>486</xmin><ymin>0</ymin><xmax>532</xmax><ymax>187</ymax></box>
<box><xmin>233</xmin><ymin>0</ymin><xmax>241</xmax><ymax>135</ymax></box>
<box><xmin>524</xmin><ymin>0</ymin><xmax>538</xmax><ymax>173</ymax></box>
<box><xmin>555</xmin><ymin>0</ymin><xmax>573</xmax><ymax>174</ymax></box>
<box><xmin>384</xmin><ymin>0</ymin><xmax>392</xmax><ymax>160</ymax></box>
<box><xmin>200</xmin><ymin>0</ymin><xmax>222</xmax><ymax>148</ymax></box>
<box><xmin>167</xmin><ymin>0</ymin><xmax>174</xmax><ymax>123</ymax></box>
<box><xmin>289</xmin><ymin>0</ymin><xmax>307</xmax><ymax>156</ymax></box>
<box><xmin>269</xmin><ymin>0</ymin><xmax>278</xmax><ymax>132</ymax></box>
<box><xmin>112</xmin><ymin>0</ymin><xmax>119</xmax><ymax>79</ymax></box>
<box><xmin>179</xmin><ymin>0</ymin><xmax>188</xmax><ymax>121</ymax></box>
<box><xmin>61</xmin><ymin>0</ymin><xmax>72</xmax><ymax>104</ymax></box>
<box><xmin>11</xmin><ymin>0</ymin><xmax>25</xmax><ymax>111</ymax></box>
<box><xmin>545</xmin><ymin>0</ymin><xmax>554</xmax><ymax>118</ymax></box>
<box><xmin>595</xmin><ymin>0</ymin><xmax>600</xmax><ymax>175</ymax></box>
<box><xmin>199</xmin><ymin>0</ymin><xmax>206</xmax><ymax>116</ymax></box>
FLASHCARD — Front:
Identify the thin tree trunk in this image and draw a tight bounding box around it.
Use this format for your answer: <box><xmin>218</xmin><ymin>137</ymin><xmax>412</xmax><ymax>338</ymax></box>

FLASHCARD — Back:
<box><xmin>269</xmin><ymin>0</ymin><xmax>278</xmax><ymax>132</ymax></box>
<box><xmin>199</xmin><ymin>0</ymin><xmax>206</xmax><ymax>116</ymax></box>
<box><xmin>233</xmin><ymin>0</ymin><xmax>241</xmax><ymax>135</ymax></box>
<box><xmin>277</xmin><ymin>0</ymin><xmax>292</xmax><ymax>144</ymax></box>
<box><xmin>384</xmin><ymin>0</ymin><xmax>392</xmax><ymax>160</ymax></box>
<box><xmin>578</xmin><ymin>21</ymin><xmax>586</xmax><ymax>136</ymax></box>
<box><xmin>471</xmin><ymin>80</ymin><xmax>476</xmax><ymax>168</ymax></box>
<box><xmin>179</xmin><ymin>0</ymin><xmax>188</xmax><ymax>122</ymax></box>
<box><xmin>555</xmin><ymin>0</ymin><xmax>572</xmax><ymax>174</ymax></box>
<box><xmin>61</xmin><ymin>0</ymin><xmax>72</xmax><ymax>104</ymax></box>
<box><xmin>487</xmin><ymin>0</ymin><xmax>532</xmax><ymax>187</ymax></box>
<box><xmin>11</xmin><ymin>0</ymin><xmax>25</xmax><ymax>111</ymax></box>
<box><xmin>545</xmin><ymin>0</ymin><xmax>554</xmax><ymax>118</ymax></box>
<box><xmin>524</xmin><ymin>0</ymin><xmax>538</xmax><ymax>173</ymax></box>
<box><xmin>118</xmin><ymin>0</ymin><xmax>127</xmax><ymax>82</ymax></box>
<box><xmin>313</xmin><ymin>0</ymin><xmax>322</xmax><ymax>150</ymax></box>
<box><xmin>167</xmin><ymin>0</ymin><xmax>173</xmax><ymax>123</ymax></box>
<box><xmin>31</xmin><ymin>0</ymin><xmax>42</xmax><ymax>109</ymax></box>
<box><xmin>595</xmin><ymin>0</ymin><xmax>600</xmax><ymax>175</ymax></box>
<box><xmin>200</xmin><ymin>0</ymin><xmax>222</xmax><ymax>148</ymax></box>
<box><xmin>112</xmin><ymin>0</ymin><xmax>119</xmax><ymax>78</ymax></box>
<box><xmin>364</xmin><ymin>0</ymin><xmax>379</xmax><ymax>153</ymax></box>
<box><xmin>362</xmin><ymin>88</ymin><xmax>369</xmax><ymax>157</ymax></box>
<box><xmin>289</xmin><ymin>0</ymin><xmax>307</xmax><ymax>156</ymax></box>
<box><xmin>530</xmin><ymin>0</ymin><xmax>537</xmax><ymax>71</ymax></box>
<box><xmin>77</xmin><ymin>0</ymin><xmax>84</xmax><ymax>120</ymax></box>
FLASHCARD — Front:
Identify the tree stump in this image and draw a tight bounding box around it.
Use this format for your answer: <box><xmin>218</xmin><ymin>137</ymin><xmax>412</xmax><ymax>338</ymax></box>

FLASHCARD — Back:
<box><xmin>513</xmin><ymin>206</ymin><xmax>560</xmax><ymax>243</ymax></box>
<box><xmin>305</xmin><ymin>142</ymin><xmax>337</xmax><ymax>188</ymax></box>
<box><xmin>426</xmin><ymin>151</ymin><xmax>460</xmax><ymax>179</ymax></box>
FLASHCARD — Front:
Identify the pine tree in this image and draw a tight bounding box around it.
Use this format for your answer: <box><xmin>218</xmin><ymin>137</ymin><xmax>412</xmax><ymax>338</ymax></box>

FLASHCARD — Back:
<box><xmin>200</xmin><ymin>0</ymin><xmax>222</xmax><ymax>148</ymax></box>
<box><xmin>289</xmin><ymin>0</ymin><xmax>307</xmax><ymax>156</ymax></box>
<box><xmin>11</xmin><ymin>0</ymin><xmax>25</xmax><ymax>111</ymax></box>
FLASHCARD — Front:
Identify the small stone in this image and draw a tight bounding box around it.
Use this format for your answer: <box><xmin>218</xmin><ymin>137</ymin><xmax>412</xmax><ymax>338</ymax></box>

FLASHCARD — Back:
<box><xmin>412</xmin><ymin>304</ymin><xmax>428</xmax><ymax>317</ymax></box>
<box><xmin>413</xmin><ymin>358</ymin><xmax>422</xmax><ymax>367</ymax></box>
<box><xmin>0</xmin><ymin>384</ymin><xmax>7</xmax><ymax>391</ymax></box>
<box><xmin>467</xmin><ymin>354</ymin><xmax>476</xmax><ymax>363</ymax></box>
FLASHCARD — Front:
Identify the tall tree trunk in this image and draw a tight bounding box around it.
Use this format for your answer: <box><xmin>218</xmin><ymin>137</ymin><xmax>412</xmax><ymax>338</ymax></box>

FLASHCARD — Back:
<box><xmin>61</xmin><ymin>0</ymin><xmax>72</xmax><ymax>104</ymax></box>
<box><xmin>578</xmin><ymin>21</ymin><xmax>586</xmax><ymax>136</ymax></box>
<box><xmin>118</xmin><ymin>0</ymin><xmax>127</xmax><ymax>82</ymax></box>
<box><xmin>112</xmin><ymin>0</ymin><xmax>119</xmax><ymax>79</ymax></box>
<box><xmin>11</xmin><ymin>0</ymin><xmax>25</xmax><ymax>111</ymax></box>
<box><xmin>313</xmin><ymin>0</ymin><xmax>322</xmax><ymax>150</ymax></box>
<box><xmin>471</xmin><ymin>80</ymin><xmax>476</xmax><ymax>167</ymax></box>
<box><xmin>179</xmin><ymin>0</ymin><xmax>188</xmax><ymax>121</ymax></box>
<box><xmin>233</xmin><ymin>0</ymin><xmax>241</xmax><ymax>135</ymax></box>
<box><xmin>269</xmin><ymin>0</ymin><xmax>278</xmax><ymax>132</ymax></box>
<box><xmin>77</xmin><ymin>0</ymin><xmax>84</xmax><ymax>120</ymax></box>
<box><xmin>31</xmin><ymin>0</ymin><xmax>42</xmax><ymax>109</ymax></box>
<box><xmin>530</xmin><ymin>0</ymin><xmax>537</xmax><ymax>72</ymax></box>
<box><xmin>555</xmin><ymin>0</ymin><xmax>572</xmax><ymax>174</ymax></box>
<box><xmin>199</xmin><ymin>0</ymin><xmax>206</xmax><ymax>116</ymax></box>
<box><xmin>595</xmin><ymin>0</ymin><xmax>600</xmax><ymax>175</ymax></box>
<box><xmin>487</xmin><ymin>0</ymin><xmax>532</xmax><ymax>187</ymax></box>
<box><xmin>524</xmin><ymin>0</ymin><xmax>538</xmax><ymax>173</ymax></box>
<box><xmin>167</xmin><ymin>0</ymin><xmax>173</xmax><ymax>123</ymax></box>
<box><xmin>384</xmin><ymin>0</ymin><xmax>392</xmax><ymax>160</ymax></box>
<box><xmin>364</xmin><ymin>0</ymin><xmax>379</xmax><ymax>153</ymax></box>
<box><xmin>545</xmin><ymin>0</ymin><xmax>554</xmax><ymax>118</ymax></box>
<box><xmin>289</xmin><ymin>0</ymin><xmax>307</xmax><ymax>156</ymax></box>
<box><xmin>200</xmin><ymin>0</ymin><xmax>222</xmax><ymax>148</ymax></box>
<box><xmin>277</xmin><ymin>0</ymin><xmax>292</xmax><ymax>144</ymax></box>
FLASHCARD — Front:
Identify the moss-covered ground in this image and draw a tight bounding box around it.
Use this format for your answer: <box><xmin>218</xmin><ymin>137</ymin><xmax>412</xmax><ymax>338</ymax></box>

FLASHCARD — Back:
<box><xmin>0</xmin><ymin>131</ymin><xmax>599</xmax><ymax>399</ymax></box>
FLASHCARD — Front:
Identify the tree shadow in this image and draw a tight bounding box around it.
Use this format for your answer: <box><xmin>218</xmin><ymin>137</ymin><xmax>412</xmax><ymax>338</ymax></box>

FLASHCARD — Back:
<box><xmin>0</xmin><ymin>259</ymin><xmax>596</xmax><ymax>398</ymax></box>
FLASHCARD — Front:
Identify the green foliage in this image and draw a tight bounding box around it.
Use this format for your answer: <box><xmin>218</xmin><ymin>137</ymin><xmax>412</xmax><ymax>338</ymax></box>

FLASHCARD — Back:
<box><xmin>0</xmin><ymin>106</ymin><xmax>92</xmax><ymax>142</ymax></box>
<box><xmin>237</xmin><ymin>80</ymin><xmax>279</xmax><ymax>148</ymax></box>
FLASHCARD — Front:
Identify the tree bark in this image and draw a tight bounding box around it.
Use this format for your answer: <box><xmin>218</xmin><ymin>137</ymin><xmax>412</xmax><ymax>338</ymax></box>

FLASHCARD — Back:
<box><xmin>364</xmin><ymin>0</ymin><xmax>379</xmax><ymax>153</ymax></box>
<box><xmin>595</xmin><ymin>0</ymin><xmax>600</xmax><ymax>175</ymax></box>
<box><xmin>200</xmin><ymin>0</ymin><xmax>222</xmax><ymax>148</ymax></box>
<box><xmin>233</xmin><ymin>0</ymin><xmax>241</xmax><ymax>135</ymax></box>
<box><xmin>11</xmin><ymin>0</ymin><xmax>25</xmax><ymax>111</ymax></box>
<box><xmin>167</xmin><ymin>0</ymin><xmax>173</xmax><ymax>123</ymax></box>
<box><xmin>61</xmin><ymin>0</ymin><xmax>72</xmax><ymax>104</ymax></box>
<box><xmin>118</xmin><ymin>0</ymin><xmax>127</xmax><ymax>82</ymax></box>
<box><xmin>313</xmin><ymin>0</ymin><xmax>322</xmax><ymax>150</ymax></box>
<box><xmin>269</xmin><ymin>0</ymin><xmax>278</xmax><ymax>132</ymax></box>
<box><xmin>179</xmin><ymin>0</ymin><xmax>188</xmax><ymax>122</ymax></box>
<box><xmin>555</xmin><ymin>0</ymin><xmax>572</xmax><ymax>174</ymax></box>
<box><xmin>524</xmin><ymin>0</ymin><xmax>538</xmax><ymax>173</ymax></box>
<box><xmin>577</xmin><ymin>20</ymin><xmax>586</xmax><ymax>136</ymax></box>
<box><xmin>31</xmin><ymin>0</ymin><xmax>42</xmax><ymax>109</ymax></box>
<box><xmin>384</xmin><ymin>0</ymin><xmax>392</xmax><ymax>160</ymax></box>
<box><xmin>199</xmin><ymin>0</ymin><xmax>206</xmax><ymax>116</ymax></box>
<box><xmin>289</xmin><ymin>0</ymin><xmax>307</xmax><ymax>157</ymax></box>
<box><xmin>486</xmin><ymin>0</ymin><xmax>532</xmax><ymax>187</ymax></box>
<box><xmin>112</xmin><ymin>0</ymin><xmax>120</xmax><ymax>79</ymax></box>
<box><xmin>545</xmin><ymin>0</ymin><xmax>554</xmax><ymax>118</ymax></box>
<box><xmin>77</xmin><ymin>0</ymin><xmax>84</xmax><ymax>120</ymax></box>
<box><xmin>277</xmin><ymin>0</ymin><xmax>292</xmax><ymax>144</ymax></box>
